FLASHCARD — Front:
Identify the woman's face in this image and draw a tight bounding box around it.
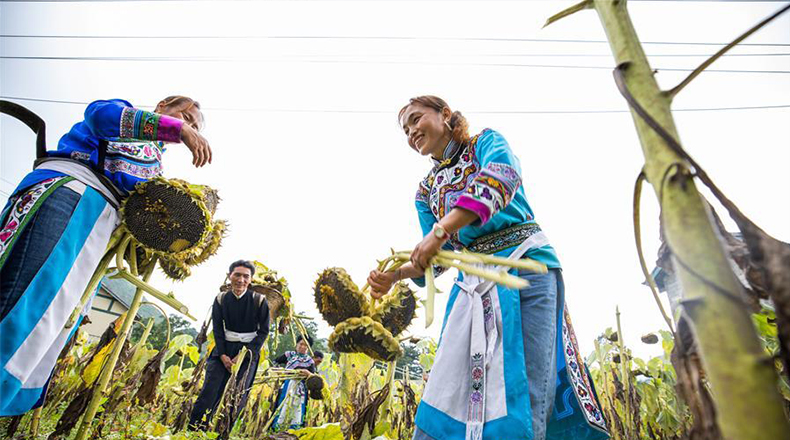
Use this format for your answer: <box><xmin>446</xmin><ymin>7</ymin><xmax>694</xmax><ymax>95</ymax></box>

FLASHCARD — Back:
<box><xmin>296</xmin><ymin>340</ymin><xmax>309</xmax><ymax>354</ymax></box>
<box><xmin>400</xmin><ymin>103</ymin><xmax>451</xmax><ymax>159</ymax></box>
<box><xmin>156</xmin><ymin>101</ymin><xmax>203</xmax><ymax>131</ymax></box>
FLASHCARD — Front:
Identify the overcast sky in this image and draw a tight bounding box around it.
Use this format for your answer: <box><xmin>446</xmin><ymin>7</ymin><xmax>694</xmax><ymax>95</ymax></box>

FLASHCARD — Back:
<box><xmin>1</xmin><ymin>0</ymin><xmax>788</xmax><ymax>359</ymax></box>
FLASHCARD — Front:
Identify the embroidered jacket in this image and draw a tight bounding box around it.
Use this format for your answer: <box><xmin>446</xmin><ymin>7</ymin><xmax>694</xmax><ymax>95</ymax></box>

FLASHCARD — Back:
<box><xmin>413</xmin><ymin>129</ymin><xmax>560</xmax><ymax>284</ymax></box>
<box><xmin>15</xmin><ymin>99</ymin><xmax>183</xmax><ymax>196</ymax></box>
<box><xmin>274</xmin><ymin>351</ymin><xmax>316</xmax><ymax>373</ymax></box>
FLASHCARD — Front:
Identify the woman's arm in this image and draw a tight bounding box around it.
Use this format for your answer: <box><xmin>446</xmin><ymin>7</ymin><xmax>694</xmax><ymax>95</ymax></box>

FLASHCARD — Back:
<box><xmin>84</xmin><ymin>99</ymin><xmax>183</xmax><ymax>143</ymax></box>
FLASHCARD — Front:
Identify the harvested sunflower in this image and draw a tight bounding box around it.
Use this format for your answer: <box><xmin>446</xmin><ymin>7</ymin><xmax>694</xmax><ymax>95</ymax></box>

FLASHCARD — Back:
<box><xmin>122</xmin><ymin>177</ymin><xmax>216</xmax><ymax>258</ymax></box>
<box><xmin>314</xmin><ymin>268</ymin><xmax>371</xmax><ymax>327</ymax></box>
<box><xmin>371</xmin><ymin>282</ymin><xmax>417</xmax><ymax>337</ymax></box>
<box><xmin>328</xmin><ymin>317</ymin><xmax>402</xmax><ymax>362</ymax></box>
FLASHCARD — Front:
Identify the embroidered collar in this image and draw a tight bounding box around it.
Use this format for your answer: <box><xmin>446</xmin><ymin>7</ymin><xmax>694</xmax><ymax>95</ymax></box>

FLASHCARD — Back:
<box><xmin>431</xmin><ymin>139</ymin><xmax>462</xmax><ymax>170</ymax></box>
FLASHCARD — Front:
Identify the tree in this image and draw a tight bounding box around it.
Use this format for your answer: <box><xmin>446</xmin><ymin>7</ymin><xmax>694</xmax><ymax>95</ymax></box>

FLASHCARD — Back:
<box><xmin>267</xmin><ymin>314</ymin><xmax>327</xmax><ymax>360</ymax></box>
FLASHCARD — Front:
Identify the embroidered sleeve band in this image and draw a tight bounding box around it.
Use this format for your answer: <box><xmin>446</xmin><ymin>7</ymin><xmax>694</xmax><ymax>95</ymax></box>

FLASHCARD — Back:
<box><xmin>456</xmin><ymin>162</ymin><xmax>521</xmax><ymax>225</ymax></box>
<box><xmin>119</xmin><ymin>107</ymin><xmax>183</xmax><ymax>143</ymax></box>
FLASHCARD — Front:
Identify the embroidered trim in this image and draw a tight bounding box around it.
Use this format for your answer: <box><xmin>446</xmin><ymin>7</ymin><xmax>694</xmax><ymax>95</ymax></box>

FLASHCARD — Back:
<box><xmin>140</xmin><ymin>111</ymin><xmax>160</xmax><ymax>140</ymax></box>
<box><xmin>70</xmin><ymin>151</ymin><xmax>92</xmax><ymax>162</ymax></box>
<box><xmin>414</xmin><ymin>132</ymin><xmax>483</xmax><ymax>220</ymax></box>
<box><xmin>459</xmin><ymin>162</ymin><xmax>521</xmax><ymax>223</ymax></box>
<box><xmin>119</xmin><ymin>107</ymin><xmax>161</xmax><ymax>141</ymax></box>
<box><xmin>106</xmin><ymin>141</ymin><xmax>163</xmax><ymax>163</ymax></box>
<box><xmin>467</xmin><ymin>223</ymin><xmax>542</xmax><ymax>254</ymax></box>
<box><xmin>0</xmin><ymin>177</ymin><xmax>72</xmax><ymax>268</ymax></box>
<box><xmin>120</xmin><ymin>107</ymin><xmax>136</xmax><ymax>138</ymax></box>
<box><xmin>284</xmin><ymin>351</ymin><xmax>314</xmax><ymax>370</ymax></box>
<box><xmin>104</xmin><ymin>158</ymin><xmax>162</xmax><ymax>180</ymax></box>
<box><xmin>468</xmin><ymin>351</ymin><xmax>484</xmax><ymax>421</ymax></box>
<box><xmin>563</xmin><ymin>306</ymin><xmax>608</xmax><ymax>432</ymax></box>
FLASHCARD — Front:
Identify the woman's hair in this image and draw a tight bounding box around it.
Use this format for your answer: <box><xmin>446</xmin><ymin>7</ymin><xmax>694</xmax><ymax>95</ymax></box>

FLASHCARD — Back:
<box><xmin>398</xmin><ymin>95</ymin><xmax>470</xmax><ymax>145</ymax></box>
<box><xmin>158</xmin><ymin>95</ymin><xmax>205</xmax><ymax>131</ymax></box>
<box><xmin>313</xmin><ymin>350</ymin><xmax>324</xmax><ymax>359</ymax></box>
<box><xmin>296</xmin><ymin>335</ymin><xmax>314</xmax><ymax>347</ymax></box>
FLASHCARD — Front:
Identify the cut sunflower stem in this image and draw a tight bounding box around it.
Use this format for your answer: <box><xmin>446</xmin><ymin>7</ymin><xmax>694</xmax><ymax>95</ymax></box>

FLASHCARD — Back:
<box><xmin>115</xmin><ymin>233</ymin><xmax>132</xmax><ymax>272</ymax></box>
<box><xmin>440</xmin><ymin>250</ymin><xmax>547</xmax><ymax>274</ymax></box>
<box><xmin>111</xmin><ymin>268</ymin><xmax>196</xmax><ymax>320</ymax></box>
<box><xmin>433</xmin><ymin>257</ymin><xmax>529</xmax><ymax>289</ymax></box>
<box><xmin>424</xmin><ymin>265</ymin><xmax>436</xmax><ymax>328</ymax></box>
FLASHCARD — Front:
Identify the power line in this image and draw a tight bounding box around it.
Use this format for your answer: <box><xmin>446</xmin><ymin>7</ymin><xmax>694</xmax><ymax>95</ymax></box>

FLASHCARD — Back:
<box><xmin>1</xmin><ymin>34</ymin><xmax>789</xmax><ymax>47</ymax></box>
<box><xmin>2</xmin><ymin>0</ymin><xmax>787</xmax><ymax>2</ymax></box>
<box><xmin>2</xmin><ymin>51</ymin><xmax>789</xmax><ymax>58</ymax></box>
<box><xmin>2</xmin><ymin>55</ymin><xmax>789</xmax><ymax>74</ymax></box>
<box><xmin>3</xmin><ymin>95</ymin><xmax>788</xmax><ymax>115</ymax></box>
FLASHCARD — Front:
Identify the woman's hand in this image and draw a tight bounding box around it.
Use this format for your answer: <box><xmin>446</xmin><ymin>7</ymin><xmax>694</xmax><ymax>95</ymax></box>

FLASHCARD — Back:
<box><xmin>367</xmin><ymin>270</ymin><xmax>399</xmax><ymax>299</ymax></box>
<box><xmin>180</xmin><ymin>124</ymin><xmax>212</xmax><ymax>167</ymax></box>
<box><xmin>410</xmin><ymin>232</ymin><xmax>446</xmax><ymax>273</ymax></box>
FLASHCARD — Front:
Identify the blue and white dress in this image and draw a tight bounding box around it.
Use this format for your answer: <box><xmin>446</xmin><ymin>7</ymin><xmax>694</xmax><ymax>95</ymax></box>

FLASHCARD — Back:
<box><xmin>272</xmin><ymin>351</ymin><xmax>315</xmax><ymax>431</ymax></box>
<box><xmin>0</xmin><ymin>99</ymin><xmax>184</xmax><ymax>416</ymax></box>
<box><xmin>412</xmin><ymin>129</ymin><xmax>609</xmax><ymax>440</ymax></box>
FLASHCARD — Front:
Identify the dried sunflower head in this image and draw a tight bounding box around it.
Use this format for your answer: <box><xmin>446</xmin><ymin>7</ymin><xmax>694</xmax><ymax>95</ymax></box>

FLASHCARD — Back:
<box><xmin>121</xmin><ymin>177</ymin><xmax>215</xmax><ymax>258</ymax></box>
<box><xmin>328</xmin><ymin>317</ymin><xmax>402</xmax><ymax>362</ymax></box>
<box><xmin>305</xmin><ymin>375</ymin><xmax>324</xmax><ymax>400</ymax></box>
<box><xmin>314</xmin><ymin>268</ymin><xmax>371</xmax><ymax>327</ymax></box>
<box><xmin>184</xmin><ymin>219</ymin><xmax>227</xmax><ymax>266</ymax></box>
<box><xmin>371</xmin><ymin>282</ymin><xmax>417</xmax><ymax>337</ymax></box>
<box><xmin>159</xmin><ymin>256</ymin><xmax>192</xmax><ymax>281</ymax></box>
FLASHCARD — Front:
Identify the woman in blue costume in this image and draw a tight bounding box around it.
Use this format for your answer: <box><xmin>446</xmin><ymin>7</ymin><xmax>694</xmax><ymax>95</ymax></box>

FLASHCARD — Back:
<box><xmin>368</xmin><ymin>96</ymin><xmax>609</xmax><ymax>440</ymax></box>
<box><xmin>271</xmin><ymin>335</ymin><xmax>316</xmax><ymax>431</ymax></box>
<box><xmin>0</xmin><ymin>96</ymin><xmax>212</xmax><ymax>416</ymax></box>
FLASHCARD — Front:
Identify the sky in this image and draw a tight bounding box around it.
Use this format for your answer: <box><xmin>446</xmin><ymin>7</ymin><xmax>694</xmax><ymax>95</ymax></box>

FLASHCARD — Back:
<box><xmin>1</xmin><ymin>0</ymin><xmax>789</xmax><ymax>360</ymax></box>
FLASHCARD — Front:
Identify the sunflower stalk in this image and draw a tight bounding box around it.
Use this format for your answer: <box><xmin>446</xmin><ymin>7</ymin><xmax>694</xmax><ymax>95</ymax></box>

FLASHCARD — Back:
<box><xmin>423</xmin><ymin>265</ymin><xmax>437</xmax><ymax>328</ymax></box>
<box><xmin>74</xmin><ymin>263</ymin><xmax>155</xmax><ymax>440</ymax></box>
<box><xmin>110</xmin><ymin>268</ymin><xmax>196</xmax><ymax>320</ymax></box>
<box><xmin>392</xmin><ymin>252</ymin><xmax>527</xmax><ymax>289</ymax></box>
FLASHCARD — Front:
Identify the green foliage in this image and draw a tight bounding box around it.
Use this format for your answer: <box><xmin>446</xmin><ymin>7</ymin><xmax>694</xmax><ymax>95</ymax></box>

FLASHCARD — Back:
<box><xmin>268</xmin><ymin>313</ymin><xmax>326</xmax><ymax>357</ymax></box>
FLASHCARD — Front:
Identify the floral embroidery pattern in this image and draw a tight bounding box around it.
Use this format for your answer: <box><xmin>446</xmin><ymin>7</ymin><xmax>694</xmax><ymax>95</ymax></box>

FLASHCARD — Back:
<box><xmin>284</xmin><ymin>351</ymin><xmax>315</xmax><ymax>370</ymax></box>
<box><xmin>468</xmin><ymin>223</ymin><xmax>542</xmax><ymax>255</ymax></box>
<box><xmin>0</xmin><ymin>177</ymin><xmax>70</xmax><ymax>266</ymax></box>
<box><xmin>105</xmin><ymin>158</ymin><xmax>162</xmax><ymax>180</ymax></box>
<box><xmin>415</xmin><ymin>130</ymin><xmax>524</xmax><ymax>234</ymax></box>
<box><xmin>563</xmin><ymin>306</ymin><xmax>608</xmax><ymax>431</ymax></box>
<box><xmin>107</xmin><ymin>141</ymin><xmax>163</xmax><ymax>163</ymax></box>
<box><xmin>460</xmin><ymin>162</ymin><xmax>521</xmax><ymax>221</ymax></box>
<box><xmin>415</xmin><ymin>133</ymin><xmax>481</xmax><ymax>226</ymax></box>
<box><xmin>468</xmin><ymin>352</ymin><xmax>485</xmax><ymax>422</ymax></box>
<box><xmin>118</xmin><ymin>107</ymin><xmax>161</xmax><ymax>141</ymax></box>
<box><xmin>482</xmin><ymin>292</ymin><xmax>494</xmax><ymax>333</ymax></box>
<box><xmin>120</xmin><ymin>107</ymin><xmax>136</xmax><ymax>138</ymax></box>
<box><xmin>140</xmin><ymin>112</ymin><xmax>159</xmax><ymax>140</ymax></box>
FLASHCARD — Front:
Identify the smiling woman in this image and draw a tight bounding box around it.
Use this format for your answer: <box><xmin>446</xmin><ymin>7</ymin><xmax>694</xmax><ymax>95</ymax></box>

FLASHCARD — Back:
<box><xmin>368</xmin><ymin>95</ymin><xmax>608</xmax><ymax>440</ymax></box>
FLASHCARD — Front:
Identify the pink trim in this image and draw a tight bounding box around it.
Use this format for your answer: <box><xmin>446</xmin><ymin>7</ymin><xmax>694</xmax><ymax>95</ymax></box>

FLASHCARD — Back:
<box><xmin>455</xmin><ymin>196</ymin><xmax>491</xmax><ymax>225</ymax></box>
<box><xmin>157</xmin><ymin>115</ymin><xmax>183</xmax><ymax>143</ymax></box>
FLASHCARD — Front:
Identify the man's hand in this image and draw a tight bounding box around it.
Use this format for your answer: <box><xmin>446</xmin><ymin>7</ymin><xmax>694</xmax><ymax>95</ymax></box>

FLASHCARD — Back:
<box><xmin>298</xmin><ymin>369</ymin><xmax>312</xmax><ymax>379</ymax></box>
<box><xmin>220</xmin><ymin>354</ymin><xmax>234</xmax><ymax>372</ymax></box>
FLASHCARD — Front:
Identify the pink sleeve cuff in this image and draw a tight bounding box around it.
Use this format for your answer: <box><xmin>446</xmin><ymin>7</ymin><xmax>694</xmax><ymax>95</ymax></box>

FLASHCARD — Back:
<box><xmin>456</xmin><ymin>196</ymin><xmax>492</xmax><ymax>226</ymax></box>
<box><xmin>157</xmin><ymin>115</ymin><xmax>183</xmax><ymax>143</ymax></box>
